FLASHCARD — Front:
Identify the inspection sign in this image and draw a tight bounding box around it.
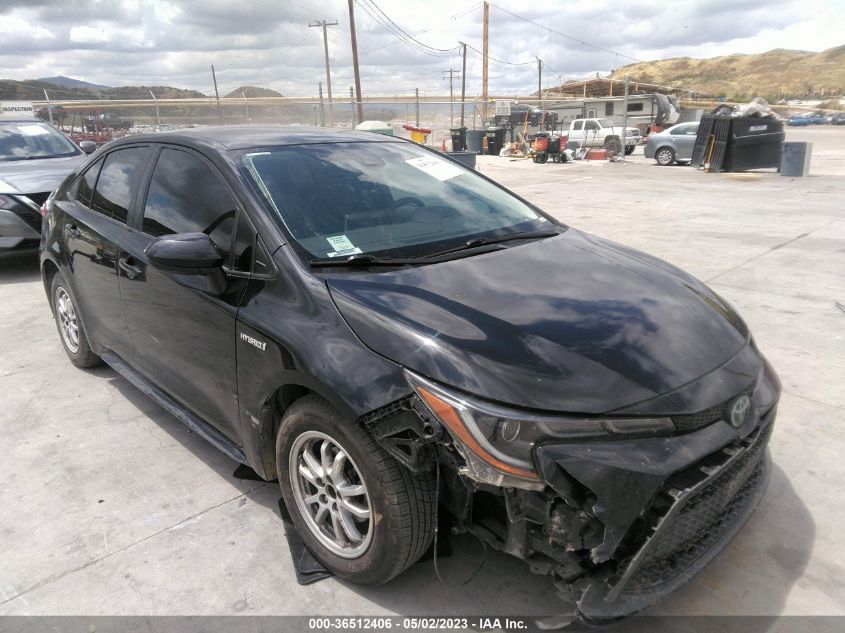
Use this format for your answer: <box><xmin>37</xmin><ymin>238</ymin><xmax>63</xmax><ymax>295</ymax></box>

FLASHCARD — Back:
<box><xmin>0</xmin><ymin>101</ymin><xmax>35</xmax><ymax>117</ymax></box>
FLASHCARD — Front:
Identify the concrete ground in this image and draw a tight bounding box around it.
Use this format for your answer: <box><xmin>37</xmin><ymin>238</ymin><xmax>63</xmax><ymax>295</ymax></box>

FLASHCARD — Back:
<box><xmin>1</xmin><ymin>126</ymin><xmax>843</xmax><ymax>618</ymax></box>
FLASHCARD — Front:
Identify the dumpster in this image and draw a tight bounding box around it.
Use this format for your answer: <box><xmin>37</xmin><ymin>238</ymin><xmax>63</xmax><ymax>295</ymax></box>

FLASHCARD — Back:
<box><xmin>450</xmin><ymin>126</ymin><xmax>468</xmax><ymax>151</ymax></box>
<box><xmin>445</xmin><ymin>151</ymin><xmax>477</xmax><ymax>169</ymax></box>
<box><xmin>723</xmin><ymin>116</ymin><xmax>784</xmax><ymax>171</ymax></box>
<box><xmin>485</xmin><ymin>126</ymin><xmax>506</xmax><ymax>155</ymax></box>
<box><xmin>466</xmin><ymin>129</ymin><xmax>484</xmax><ymax>153</ymax></box>
<box><xmin>780</xmin><ymin>142</ymin><xmax>812</xmax><ymax>177</ymax></box>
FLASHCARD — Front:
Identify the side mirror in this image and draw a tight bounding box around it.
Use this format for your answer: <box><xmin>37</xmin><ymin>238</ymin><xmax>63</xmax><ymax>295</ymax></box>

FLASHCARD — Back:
<box><xmin>79</xmin><ymin>140</ymin><xmax>97</xmax><ymax>154</ymax></box>
<box><xmin>146</xmin><ymin>232</ymin><xmax>223</xmax><ymax>271</ymax></box>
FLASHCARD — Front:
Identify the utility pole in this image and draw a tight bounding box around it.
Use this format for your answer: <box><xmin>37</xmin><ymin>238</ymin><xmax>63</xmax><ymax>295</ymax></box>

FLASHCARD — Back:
<box><xmin>460</xmin><ymin>42</ymin><xmax>467</xmax><ymax>127</ymax></box>
<box><xmin>443</xmin><ymin>68</ymin><xmax>460</xmax><ymax>127</ymax></box>
<box><xmin>537</xmin><ymin>57</ymin><xmax>543</xmax><ymax>98</ymax></box>
<box><xmin>318</xmin><ymin>82</ymin><xmax>325</xmax><ymax>127</ymax></box>
<box><xmin>349</xmin><ymin>86</ymin><xmax>356</xmax><ymax>125</ymax></box>
<box><xmin>482</xmin><ymin>1</ymin><xmax>489</xmax><ymax>122</ymax></box>
<box><xmin>309</xmin><ymin>19</ymin><xmax>338</xmax><ymax>126</ymax></box>
<box><xmin>347</xmin><ymin>0</ymin><xmax>364</xmax><ymax>123</ymax></box>
<box><xmin>211</xmin><ymin>64</ymin><xmax>223</xmax><ymax>124</ymax></box>
<box><xmin>621</xmin><ymin>75</ymin><xmax>629</xmax><ymax>161</ymax></box>
<box><xmin>415</xmin><ymin>88</ymin><xmax>420</xmax><ymax>127</ymax></box>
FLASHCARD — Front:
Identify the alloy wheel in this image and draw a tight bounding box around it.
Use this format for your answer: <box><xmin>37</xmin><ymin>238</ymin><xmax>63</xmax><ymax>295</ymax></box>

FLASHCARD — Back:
<box><xmin>289</xmin><ymin>431</ymin><xmax>373</xmax><ymax>558</ymax></box>
<box><xmin>55</xmin><ymin>287</ymin><xmax>80</xmax><ymax>353</ymax></box>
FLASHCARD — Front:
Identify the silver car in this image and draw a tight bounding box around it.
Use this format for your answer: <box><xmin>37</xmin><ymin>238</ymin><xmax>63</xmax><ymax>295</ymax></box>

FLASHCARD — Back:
<box><xmin>644</xmin><ymin>122</ymin><xmax>700</xmax><ymax>166</ymax></box>
<box><xmin>0</xmin><ymin>118</ymin><xmax>94</xmax><ymax>250</ymax></box>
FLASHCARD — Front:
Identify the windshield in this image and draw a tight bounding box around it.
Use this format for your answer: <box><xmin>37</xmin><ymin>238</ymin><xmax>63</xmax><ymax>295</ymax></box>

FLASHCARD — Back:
<box><xmin>243</xmin><ymin>141</ymin><xmax>553</xmax><ymax>261</ymax></box>
<box><xmin>0</xmin><ymin>122</ymin><xmax>80</xmax><ymax>161</ymax></box>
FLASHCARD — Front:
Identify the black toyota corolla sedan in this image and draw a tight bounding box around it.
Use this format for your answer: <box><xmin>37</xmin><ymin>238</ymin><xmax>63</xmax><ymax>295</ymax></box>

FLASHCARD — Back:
<box><xmin>40</xmin><ymin>127</ymin><xmax>779</xmax><ymax>620</ymax></box>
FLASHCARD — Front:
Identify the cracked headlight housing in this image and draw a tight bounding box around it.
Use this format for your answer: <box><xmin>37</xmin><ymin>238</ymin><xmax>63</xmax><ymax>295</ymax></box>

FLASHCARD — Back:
<box><xmin>405</xmin><ymin>370</ymin><xmax>674</xmax><ymax>489</ymax></box>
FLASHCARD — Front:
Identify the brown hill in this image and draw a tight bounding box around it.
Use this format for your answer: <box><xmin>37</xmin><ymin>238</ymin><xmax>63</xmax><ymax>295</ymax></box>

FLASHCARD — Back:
<box><xmin>225</xmin><ymin>85</ymin><xmax>283</xmax><ymax>98</ymax></box>
<box><xmin>0</xmin><ymin>79</ymin><xmax>205</xmax><ymax>101</ymax></box>
<box><xmin>610</xmin><ymin>46</ymin><xmax>845</xmax><ymax>101</ymax></box>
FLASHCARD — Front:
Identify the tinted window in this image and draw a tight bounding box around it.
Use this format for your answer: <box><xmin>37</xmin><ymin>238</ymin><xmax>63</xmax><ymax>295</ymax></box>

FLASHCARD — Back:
<box><xmin>572</xmin><ymin>121</ymin><xmax>583</xmax><ymax>131</ymax></box>
<box><xmin>585</xmin><ymin>120</ymin><xmax>598</xmax><ymax>131</ymax></box>
<box><xmin>75</xmin><ymin>159</ymin><xmax>103</xmax><ymax>208</ymax></box>
<box><xmin>92</xmin><ymin>147</ymin><xmax>149</xmax><ymax>223</ymax></box>
<box><xmin>142</xmin><ymin>149</ymin><xmax>237</xmax><ymax>257</ymax></box>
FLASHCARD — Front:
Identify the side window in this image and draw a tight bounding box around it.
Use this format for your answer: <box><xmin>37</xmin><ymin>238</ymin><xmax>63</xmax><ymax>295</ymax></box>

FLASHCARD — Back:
<box><xmin>142</xmin><ymin>148</ymin><xmax>238</xmax><ymax>258</ymax></box>
<box><xmin>572</xmin><ymin>120</ymin><xmax>583</xmax><ymax>131</ymax></box>
<box><xmin>74</xmin><ymin>159</ymin><xmax>103</xmax><ymax>207</ymax></box>
<box><xmin>585</xmin><ymin>120</ymin><xmax>598</xmax><ymax>131</ymax></box>
<box><xmin>92</xmin><ymin>147</ymin><xmax>149</xmax><ymax>223</ymax></box>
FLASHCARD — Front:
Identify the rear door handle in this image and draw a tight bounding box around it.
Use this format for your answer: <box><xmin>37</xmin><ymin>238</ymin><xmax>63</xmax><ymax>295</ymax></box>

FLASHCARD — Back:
<box><xmin>118</xmin><ymin>256</ymin><xmax>142</xmax><ymax>280</ymax></box>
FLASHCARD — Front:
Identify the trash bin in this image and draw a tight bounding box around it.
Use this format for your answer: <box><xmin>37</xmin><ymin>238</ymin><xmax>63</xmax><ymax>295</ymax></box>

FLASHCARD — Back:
<box><xmin>723</xmin><ymin>117</ymin><xmax>784</xmax><ymax>171</ymax></box>
<box><xmin>466</xmin><ymin>129</ymin><xmax>484</xmax><ymax>153</ymax></box>
<box><xmin>780</xmin><ymin>142</ymin><xmax>812</xmax><ymax>176</ymax></box>
<box><xmin>449</xmin><ymin>126</ymin><xmax>468</xmax><ymax>152</ymax></box>
<box><xmin>485</xmin><ymin>126</ymin><xmax>506</xmax><ymax>155</ymax></box>
<box><xmin>445</xmin><ymin>151</ymin><xmax>476</xmax><ymax>170</ymax></box>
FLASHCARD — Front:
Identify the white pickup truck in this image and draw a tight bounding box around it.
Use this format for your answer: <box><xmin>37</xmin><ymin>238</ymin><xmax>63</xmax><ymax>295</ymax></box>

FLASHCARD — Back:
<box><xmin>566</xmin><ymin>118</ymin><xmax>641</xmax><ymax>155</ymax></box>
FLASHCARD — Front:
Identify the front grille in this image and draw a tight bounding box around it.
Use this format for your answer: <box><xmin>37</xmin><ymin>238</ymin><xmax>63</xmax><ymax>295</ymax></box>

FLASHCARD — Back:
<box><xmin>619</xmin><ymin>420</ymin><xmax>773</xmax><ymax>595</ymax></box>
<box><xmin>25</xmin><ymin>192</ymin><xmax>50</xmax><ymax>207</ymax></box>
<box><xmin>12</xmin><ymin>197</ymin><xmax>44</xmax><ymax>233</ymax></box>
<box><xmin>672</xmin><ymin>388</ymin><xmax>754</xmax><ymax>433</ymax></box>
<box><xmin>672</xmin><ymin>402</ymin><xmax>724</xmax><ymax>432</ymax></box>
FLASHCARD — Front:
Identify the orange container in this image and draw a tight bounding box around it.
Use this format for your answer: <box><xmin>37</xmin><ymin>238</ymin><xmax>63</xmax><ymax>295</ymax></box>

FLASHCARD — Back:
<box><xmin>532</xmin><ymin>136</ymin><xmax>549</xmax><ymax>152</ymax></box>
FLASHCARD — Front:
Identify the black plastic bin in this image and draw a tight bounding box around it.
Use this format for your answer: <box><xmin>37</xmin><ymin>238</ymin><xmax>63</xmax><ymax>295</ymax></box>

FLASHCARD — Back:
<box><xmin>723</xmin><ymin>117</ymin><xmax>784</xmax><ymax>171</ymax></box>
<box><xmin>449</xmin><ymin>126</ymin><xmax>468</xmax><ymax>152</ymax></box>
<box><xmin>485</xmin><ymin>126</ymin><xmax>506</xmax><ymax>155</ymax></box>
<box><xmin>466</xmin><ymin>129</ymin><xmax>484</xmax><ymax>153</ymax></box>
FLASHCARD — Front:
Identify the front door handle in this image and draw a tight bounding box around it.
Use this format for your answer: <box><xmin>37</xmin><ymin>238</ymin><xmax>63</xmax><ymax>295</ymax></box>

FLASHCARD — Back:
<box><xmin>118</xmin><ymin>256</ymin><xmax>142</xmax><ymax>280</ymax></box>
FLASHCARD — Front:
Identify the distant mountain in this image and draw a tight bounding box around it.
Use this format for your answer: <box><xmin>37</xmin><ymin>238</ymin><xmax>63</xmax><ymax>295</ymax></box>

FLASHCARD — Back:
<box><xmin>0</xmin><ymin>79</ymin><xmax>206</xmax><ymax>101</ymax></box>
<box><xmin>104</xmin><ymin>85</ymin><xmax>207</xmax><ymax>99</ymax></box>
<box><xmin>225</xmin><ymin>85</ymin><xmax>283</xmax><ymax>98</ymax></box>
<box><xmin>37</xmin><ymin>75</ymin><xmax>110</xmax><ymax>91</ymax></box>
<box><xmin>610</xmin><ymin>46</ymin><xmax>845</xmax><ymax>101</ymax></box>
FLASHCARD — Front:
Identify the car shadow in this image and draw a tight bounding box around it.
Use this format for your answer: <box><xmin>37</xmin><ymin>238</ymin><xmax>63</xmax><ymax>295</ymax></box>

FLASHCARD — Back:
<box><xmin>99</xmin><ymin>370</ymin><xmax>815</xmax><ymax>623</ymax></box>
<box><xmin>0</xmin><ymin>250</ymin><xmax>41</xmax><ymax>285</ymax></box>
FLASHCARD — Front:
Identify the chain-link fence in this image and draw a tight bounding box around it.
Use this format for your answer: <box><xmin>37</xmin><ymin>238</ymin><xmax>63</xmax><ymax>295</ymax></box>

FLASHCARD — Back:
<box><xmin>31</xmin><ymin>95</ymin><xmax>497</xmax><ymax>148</ymax></box>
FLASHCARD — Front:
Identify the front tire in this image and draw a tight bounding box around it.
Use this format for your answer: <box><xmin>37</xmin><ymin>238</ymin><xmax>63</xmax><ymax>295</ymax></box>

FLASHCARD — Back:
<box><xmin>625</xmin><ymin>145</ymin><xmax>635</xmax><ymax>155</ymax></box>
<box><xmin>655</xmin><ymin>146</ymin><xmax>676</xmax><ymax>166</ymax></box>
<box><xmin>276</xmin><ymin>395</ymin><xmax>435</xmax><ymax>585</ymax></box>
<box><xmin>51</xmin><ymin>272</ymin><xmax>101</xmax><ymax>368</ymax></box>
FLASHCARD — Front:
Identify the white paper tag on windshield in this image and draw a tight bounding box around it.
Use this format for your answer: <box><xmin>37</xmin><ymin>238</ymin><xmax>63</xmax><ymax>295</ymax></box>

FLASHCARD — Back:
<box><xmin>326</xmin><ymin>234</ymin><xmax>362</xmax><ymax>258</ymax></box>
<box><xmin>17</xmin><ymin>124</ymin><xmax>50</xmax><ymax>136</ymax></box>
<box><xmin>405</xmin><ymin>156</ymin><xmax>464</xmax><ymax>181</ymax></box>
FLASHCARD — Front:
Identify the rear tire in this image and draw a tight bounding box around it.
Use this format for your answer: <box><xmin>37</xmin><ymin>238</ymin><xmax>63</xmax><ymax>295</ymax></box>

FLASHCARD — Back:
<box><xmin>50</xmin><ymin>273</ymin><xmax>101</xmax><ymax>368</ymax></box>
<box><xmin>276</xmin><ymin>395</ymin><xmax>435</xmax><ymax>585</ymax></box>
<box><xmin>603</xmin><ymin>136</ymin><xmax>622</xmax><ymax>155</ymax></box>
<box><xmin>655</xmin><ymin>146</ymin><xmax>676</xmax><ymax>166</ymax></box>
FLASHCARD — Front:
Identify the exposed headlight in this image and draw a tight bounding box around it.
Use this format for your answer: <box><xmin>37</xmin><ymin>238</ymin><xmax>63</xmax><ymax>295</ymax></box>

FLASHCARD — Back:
<box><xmin>405</xmin><ymin>370</ymin><xmax>674</xmax><ymax>489</ymax></box>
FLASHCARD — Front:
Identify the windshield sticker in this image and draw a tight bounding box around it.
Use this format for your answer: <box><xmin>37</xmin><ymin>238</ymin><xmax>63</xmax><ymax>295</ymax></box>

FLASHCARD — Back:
<box><xmin>326</xmin><ymin>234</ymin><xmax>362</xmax><ymax>258</ymax></box>
<box><xmin>17</xmin><ymin>124</ymin><xmax>50</xmax><ymax>136</ymax></box>
<box><xmin>405</xmin><ymin>156</ymin><xmax>464</xmax><ymax>182</ymax></box>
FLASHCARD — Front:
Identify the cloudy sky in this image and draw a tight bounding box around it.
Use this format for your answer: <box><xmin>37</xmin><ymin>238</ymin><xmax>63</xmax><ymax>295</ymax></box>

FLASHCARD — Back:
<box><xmin>0</xmin><ymin>0</ymin><xmax>843</xmax><ymax>97</ymax></box>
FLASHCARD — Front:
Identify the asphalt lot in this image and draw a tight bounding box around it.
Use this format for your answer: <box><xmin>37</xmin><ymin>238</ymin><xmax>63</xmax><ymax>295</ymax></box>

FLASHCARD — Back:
<box><xmin>1</xmin><ymin>125</ymin><xmax>843</xmax><ymax>618</ymax></box>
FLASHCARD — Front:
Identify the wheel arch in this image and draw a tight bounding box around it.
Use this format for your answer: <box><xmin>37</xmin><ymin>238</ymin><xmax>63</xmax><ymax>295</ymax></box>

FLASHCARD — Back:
<box><xmin>245</xmin><ymin>372</ymin><xmax>361</xmax><ymax>481</ymax></box>
<box><xmin>41</xmin><ymin>258</ymin><xmax>60</xmax><ymax>310</ymax></box>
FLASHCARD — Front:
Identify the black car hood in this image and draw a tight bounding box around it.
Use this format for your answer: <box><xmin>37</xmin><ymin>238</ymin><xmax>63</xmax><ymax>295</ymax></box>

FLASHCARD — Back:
<box><xmin>0</xmin><ymin>154</ymin><xmax>84</xmax><ymax>195</ymax></box>
<box><xmin>327</xmin><ymin>229</ymin><xmax>749</xmax><ymax>413</ymax></box>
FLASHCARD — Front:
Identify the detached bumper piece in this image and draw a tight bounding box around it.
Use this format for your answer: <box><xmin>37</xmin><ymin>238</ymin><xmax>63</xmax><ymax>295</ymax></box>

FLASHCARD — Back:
<box><xmin>574</xmin><ymin>418</ymin><xmax>773</xmax><ymax>619</ymax></box>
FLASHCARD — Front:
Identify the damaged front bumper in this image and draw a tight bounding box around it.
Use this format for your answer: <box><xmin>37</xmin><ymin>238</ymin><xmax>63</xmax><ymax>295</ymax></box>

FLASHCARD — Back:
<box><xmin>542</xmin><ymin>410</ymin><xmax>774</xmax><ymax>619</ymax></box>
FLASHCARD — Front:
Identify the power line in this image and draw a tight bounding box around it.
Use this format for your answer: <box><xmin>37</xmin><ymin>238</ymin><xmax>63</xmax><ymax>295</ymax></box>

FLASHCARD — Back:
<box><xmin>360</xmin><ymin>0</ymin><xmax>462</xmax><ymax>53</ymax></box>
<box><xmin>489</xmin><ymin>3</ymin><xmax>644</xmax><ymax>63</ymax></box>
<box><xmin>464</xmin><ymin>42</ymin><xmax>533</xmax><ymax>67</ymax></box>
<box><xmin>358</xmin><ymin>4</ymin><xmax>480</xmax><ymax>57</ymax></box>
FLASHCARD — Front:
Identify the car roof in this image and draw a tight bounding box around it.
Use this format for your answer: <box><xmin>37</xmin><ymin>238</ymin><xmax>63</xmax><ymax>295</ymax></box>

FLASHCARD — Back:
<box><xmin>109</xmin><ymin>125</ymin><xmax>402</xmax><ymax>151</ymax></box>
<box><xmin>0</xmin><ymin>117</ymin><xmax>47</xmax><ymax>124</ymax></box>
